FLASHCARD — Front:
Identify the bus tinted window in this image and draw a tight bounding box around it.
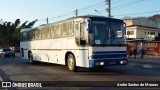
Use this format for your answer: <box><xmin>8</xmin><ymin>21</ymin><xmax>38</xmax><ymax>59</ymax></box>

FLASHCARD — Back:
<box><xmin>22</xmin><ymin>32</ymin><xmax>28</xmax><ymax>41</ymax></box>
<box><xmin>55</xmin><ymin>24</ymin><xmax>61</xmax><ymax>38</ymax></box>
<box><xmin>41</xmin><ymin>27</ymin><xmax>50</xmax><ymax>39</ymax></box>
<box><xmin>62</xmin><ymin>22</ymin><xmax>74</xmax><ymax>37</ymax></box>
<box><xmin>45</xmin><ymin>27</ymin><xmax>50</xmax><ymax>38</ymax></box>
<box><xmin>50</xmin><ymin>26</ymin><xmax>55</xmax><ymax>38</ymax></box>
<box><xmin>37</xmin><ymin>29</ymin><xmax>41</xmax><ymax>39</ymax></box>
<box><xmin>62</xmin><ymin>23</ymin><xmax>68</xmax><ymax>37</ymax></box>
<box><xmin>68</xmin><ymin>22</ymin><xmax>74</xmax><ymax>36</ymax></box>
<box><xmin>28</xmin><ymin>30</ymin><xmax>35</xmax><ymax>40</ymax></box>
<box><xmin>50</xmin><ymin>24</ymin><xmax>61</xmax><ymax>38</ymax></box>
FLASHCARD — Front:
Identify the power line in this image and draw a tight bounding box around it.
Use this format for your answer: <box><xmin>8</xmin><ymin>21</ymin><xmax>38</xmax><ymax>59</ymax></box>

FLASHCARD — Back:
<box><xmin>89</xmin><ymin>0</ymin><xmax>146</xmax><ymax>17</ymax></box>
<box><xmin>36</xmin><ymin>1</ymin><xmax>106</xmax><ymax>24</ymax></box>
<box><xmin>112</xmin><ymin>0</ymin><xmax>146</xmax><ymax>10</ymax></box>
<box><xmin>114</xmin><ymin>11</ymin><xmax>160</xmax><ymax>16</ymax></box>
<box><xmin>35</xmin><ymin>0</ymin><xmax>152</xmax><ymax>26</ymax></box>
<box><xmin>112</xmin><ymin>0</ymin><xmax>123</xmax><ymax>4</ymax></box>
<box><xmin>79</xmin><ymin>4</ymin><xmax>106</xmax><ymax>14</ymax></box>
<box><xmin>78</xmin><ymin>1</ymin><xmax>105</xmax><ymax>11</ymax></box>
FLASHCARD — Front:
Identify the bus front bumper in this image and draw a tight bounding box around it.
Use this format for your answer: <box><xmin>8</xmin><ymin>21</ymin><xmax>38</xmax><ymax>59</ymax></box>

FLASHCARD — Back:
<box><xmin>89</xmin><ymin>59</ymin><xmax>128</xmax><ymax>68</ymax></box>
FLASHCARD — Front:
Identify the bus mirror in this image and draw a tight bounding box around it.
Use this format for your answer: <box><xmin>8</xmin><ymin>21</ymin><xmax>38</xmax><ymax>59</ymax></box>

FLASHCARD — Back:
<box><xmin>80</xmin><ymin>40</ymin><xmax>86</xmax><ymax>45</ymax></box>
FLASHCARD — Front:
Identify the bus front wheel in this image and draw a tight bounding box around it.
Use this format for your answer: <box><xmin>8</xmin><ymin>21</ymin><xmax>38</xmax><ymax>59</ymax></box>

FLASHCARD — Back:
<box><xmin>67</xmin><ymin>54</ymin><xmax>78</xmax><ymax>72</ymax></box>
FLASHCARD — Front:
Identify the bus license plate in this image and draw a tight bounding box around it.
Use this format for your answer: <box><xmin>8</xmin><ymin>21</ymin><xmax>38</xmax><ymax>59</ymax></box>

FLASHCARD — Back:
<box><xmin>110</xmin><ymin>62</ymin><xmax>116</xmax><ymax>65</ymax></box>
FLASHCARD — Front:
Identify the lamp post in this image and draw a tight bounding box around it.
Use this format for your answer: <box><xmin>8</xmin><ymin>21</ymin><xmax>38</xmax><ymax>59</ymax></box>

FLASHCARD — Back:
<box><xmin>95</xmin><ymin>10</ymin><xmax>103</xmax><ymax>16</ymax></box>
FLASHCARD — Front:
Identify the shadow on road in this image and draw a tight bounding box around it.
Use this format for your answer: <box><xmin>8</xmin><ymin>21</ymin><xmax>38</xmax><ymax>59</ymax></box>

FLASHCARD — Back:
<box><xmin>0</xmin><ymin>57</ymin><xmax>160</xmax><ymax>78</ymax></box>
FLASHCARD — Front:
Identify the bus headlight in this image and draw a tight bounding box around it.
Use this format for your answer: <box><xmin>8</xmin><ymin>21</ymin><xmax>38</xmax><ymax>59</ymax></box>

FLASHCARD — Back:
<box><xmin>120</xmin><ymin>60</ymin><xmax>127</xmax><ymax>64</ymax></box>
<box><xmin>100</xmin><ymin>62</ymin><xmax>104</xmax><ymax>65</ymax></box>
<box><xmin>95</xmin><ymin>62</ymin><xmax>104</xmax><ymax>66</ymax></box>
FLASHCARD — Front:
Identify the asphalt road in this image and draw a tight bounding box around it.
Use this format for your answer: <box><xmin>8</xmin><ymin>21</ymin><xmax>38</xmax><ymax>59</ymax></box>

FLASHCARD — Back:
<box><xmin>0</xmin><ymin>55</ymin><xmax>160</xmax><ymax>90</ymax></box>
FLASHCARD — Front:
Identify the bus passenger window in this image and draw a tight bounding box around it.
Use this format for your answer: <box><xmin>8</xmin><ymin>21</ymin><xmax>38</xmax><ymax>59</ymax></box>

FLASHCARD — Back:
<box><xmin>62</xmin><ymin>23</ymin><xmax>68</xmax><ymax>37</ymax></box>
<box><xmin>68</xmin><ymin>22</ymin><xmax>74</xmax><ymax>36</ymax></box>
<box><xmin>50</xmin><ymin>26</ymin><xmax>55</xmax><ymax>38</ymax></box>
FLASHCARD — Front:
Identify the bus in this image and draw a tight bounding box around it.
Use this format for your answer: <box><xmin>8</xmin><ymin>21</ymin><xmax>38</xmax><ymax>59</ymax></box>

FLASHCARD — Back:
<box><xmin>20</xmin><ymin>15</ymin><xmax>128</xmax><ymax>72</ymax></box>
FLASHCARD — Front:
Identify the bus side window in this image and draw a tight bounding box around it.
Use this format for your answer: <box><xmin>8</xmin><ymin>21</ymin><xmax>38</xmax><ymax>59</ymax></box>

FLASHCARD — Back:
<box><xmin>68</xmin><ymin>21</ymin><xmax>74</xmax><ymax>36</ymax></box>
<box><xmin>55</xmin><ymin>24</ymin><xmax>61</xmax><ymax>38</ymax></box>
<box><xmin>50</xmin><ymin>26</ymin><xmax>55</xmax><ymax>38</ymax></box>
<box><xmin>37</xmin><ymin>29</ymin><xmax>41</xmax><ymax>39</ymax></box>
<box><xmin>22</xmin><ymin>32</ymin><xmax>28</xmax><ymax>41</ymax></box>
<box><xmin>62</xmin><ymin>23</ymin><xmax>68</xmax><ymax>37</ymax></box>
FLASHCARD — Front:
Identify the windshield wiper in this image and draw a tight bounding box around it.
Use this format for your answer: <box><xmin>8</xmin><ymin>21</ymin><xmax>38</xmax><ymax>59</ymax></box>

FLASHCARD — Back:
<box><xmin>102</xmin><ymin>30</ymin><xmax>109</xmax><ymax>44</ymax></box>
<box><xmin>116</xmin><ymin>40</ymin><xmax>122</xmax><ymax>47</ymax></box>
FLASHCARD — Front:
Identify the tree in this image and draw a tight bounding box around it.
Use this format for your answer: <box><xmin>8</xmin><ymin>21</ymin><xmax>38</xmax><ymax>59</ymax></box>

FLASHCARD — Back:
<box><xmin>149</xmin><ymin>14</ymin><xmax>160</xmax><ymax>29</ymax></box>
<box><xmin>0</xmin><ymin>19</ymin><xmax>37</xmax><ymax>48</ymax></box>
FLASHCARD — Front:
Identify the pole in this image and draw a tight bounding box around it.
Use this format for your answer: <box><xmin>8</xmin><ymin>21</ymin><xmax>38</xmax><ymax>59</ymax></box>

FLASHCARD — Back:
<box><xmin>106</xmin><ymin>0</ymin><xmax>111</xmax><ymax>17</ymax></box>
<box><xmin>75</xmin><ymin>9</ymin><xmax>78</xmax><ymax>17</ymax></box>
<box><xmin>46</xmin><ymin>17</ymin><xmax>48</xmax><ymax>24</ymax></box>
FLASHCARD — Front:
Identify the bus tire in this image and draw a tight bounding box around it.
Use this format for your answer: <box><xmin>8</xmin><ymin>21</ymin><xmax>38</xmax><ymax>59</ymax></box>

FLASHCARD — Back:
<box><xmin>67</xmin><ymin>54</ymin><xmax>78</xmax><ymax>72</ymax></box>
<box><xmin>28</xmin><ymin>52</ymin><xmax>34</xmax><ymax>64</ymax></box>
<box><xmin>1</xmin><ymin>54</ymin><xmax>5</xmax><ymax>58</ymax></box>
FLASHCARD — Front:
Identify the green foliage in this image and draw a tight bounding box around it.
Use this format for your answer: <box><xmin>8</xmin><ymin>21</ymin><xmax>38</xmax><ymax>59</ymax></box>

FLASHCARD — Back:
<box><xmin>0</xmin><ymin>19</ymin><xmax>37</xmax><ymax>47</ymax></box>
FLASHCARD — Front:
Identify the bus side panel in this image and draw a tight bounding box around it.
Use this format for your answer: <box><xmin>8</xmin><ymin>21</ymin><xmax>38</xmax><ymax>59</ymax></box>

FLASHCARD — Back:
<box><xmin>35</xmin><ymin>39</ymin><xmax>50</xmax><ymax>62</ymax></box>
<box><xmin>20</xmin><ymin>41</ymin><xmax>30</xmax><ymax>59</ymax></box>
<box><xmin>77</xmin><ymin>49</ymin><xmax>89</xmax><ymax>68</ymax></box>
<box><xmin>67</xmin><ymin>38</ymin><xmax>89</xmax><ymax>68</ymax></box>
<box><xmin>50</xmin><ymin>38</ymin><xmax>63</xmax><ymax>64</ymax></box>
<box><xmin>31</xmin><ymin>40</ymin><xmax>41</xmax><ymax>61</ymax></box>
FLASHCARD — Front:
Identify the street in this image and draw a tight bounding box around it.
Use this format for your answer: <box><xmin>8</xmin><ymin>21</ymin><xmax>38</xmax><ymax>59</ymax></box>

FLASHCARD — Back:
<box><xmin>0</xmin><ymin>54</ymin><xmax>160</xmax><ymax>90</ymax></box>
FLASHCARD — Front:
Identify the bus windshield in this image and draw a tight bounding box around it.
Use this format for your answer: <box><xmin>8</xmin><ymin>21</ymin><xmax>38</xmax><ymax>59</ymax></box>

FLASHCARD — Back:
<box><xmin>89</xmin><ymin>20</ymin><xmax>126</xmax><ymax>46</ymax></box>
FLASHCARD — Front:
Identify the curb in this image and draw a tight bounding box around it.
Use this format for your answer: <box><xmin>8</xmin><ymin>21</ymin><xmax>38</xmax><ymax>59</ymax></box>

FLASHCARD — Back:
<box><xmin>128</xmin><ymin>63</ymin><xmax>160</xmax><ymax>70</ymax></box>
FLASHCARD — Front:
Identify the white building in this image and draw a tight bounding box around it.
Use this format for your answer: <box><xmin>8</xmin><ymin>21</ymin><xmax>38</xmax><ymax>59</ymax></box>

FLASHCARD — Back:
<box><xmin>125</xmin><ymin>18</ymin><xmax>160</xmax><ymax>41</ymax></box>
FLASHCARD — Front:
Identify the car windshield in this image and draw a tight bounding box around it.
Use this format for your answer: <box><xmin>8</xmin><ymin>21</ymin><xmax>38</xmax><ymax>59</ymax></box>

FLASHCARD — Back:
<box><xmin>89</xmin><ymin>21</ymin><xmax>126</xmax><ymax>46</ymax></box>
<box><xmin>3</xmin><ymin>49</ymin><xmax>12</xmax><ymax>51</ymax></box>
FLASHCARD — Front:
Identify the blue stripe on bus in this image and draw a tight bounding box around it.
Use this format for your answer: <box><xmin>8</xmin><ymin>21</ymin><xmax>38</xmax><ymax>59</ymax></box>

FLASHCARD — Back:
<box><xmin>94</xmin><ymin>51</ymin><xmax>127</xmax><ymax>54</ymax></box>
<box><xmin>92</xmin><ymin>54</ymin><xmax>127</xmax><ymax>59</ymax></box>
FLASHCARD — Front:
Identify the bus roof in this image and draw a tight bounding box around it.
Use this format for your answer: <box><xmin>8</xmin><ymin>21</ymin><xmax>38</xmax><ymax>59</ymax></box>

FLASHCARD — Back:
<box><xmin>21</xmin><ymin>15</ymin><xmax>123</xmax><ymax>33</ymax></box>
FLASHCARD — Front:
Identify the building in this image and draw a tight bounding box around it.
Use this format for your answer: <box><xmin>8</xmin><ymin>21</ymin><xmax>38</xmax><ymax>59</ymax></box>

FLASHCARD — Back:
<box><xmin>124</xmin><ymin>18</ymin><xmax>160</xmax><ymax>56</ymax></box>
<box><xmin>125</xmin><ymin>18</ymin><xmax>160</xmax><ymax>41</ymax></box>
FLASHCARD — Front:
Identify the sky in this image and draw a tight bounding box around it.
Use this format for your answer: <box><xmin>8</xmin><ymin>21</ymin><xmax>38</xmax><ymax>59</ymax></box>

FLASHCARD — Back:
<box><xmin>0</xmin><ymin>0</ymin><xmax>159</xmax><ymax>27</ymax></box>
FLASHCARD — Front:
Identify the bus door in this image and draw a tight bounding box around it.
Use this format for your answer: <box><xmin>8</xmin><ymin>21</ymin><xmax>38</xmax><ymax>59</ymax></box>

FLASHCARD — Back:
<box><xmin>74</xmin><ymin>22</ymin><xmax>89</xmax><ymax>67</ymax></box>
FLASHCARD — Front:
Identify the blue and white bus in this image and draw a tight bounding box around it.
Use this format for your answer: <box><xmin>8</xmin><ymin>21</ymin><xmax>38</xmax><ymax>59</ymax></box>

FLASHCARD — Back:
<box><xmin>20</xmin><ymin>16</ymin><xmax>128</xmax><ymax>72</ymax></box>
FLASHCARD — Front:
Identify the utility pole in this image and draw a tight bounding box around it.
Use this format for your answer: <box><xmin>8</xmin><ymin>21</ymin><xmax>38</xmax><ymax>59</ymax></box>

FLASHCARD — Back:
<box><xmin>46</xmin><ymin>17</ymin><xmax>49</xmax><ymax>24</ymax></box>
<box><xmin>106</xmin><ymin>0</ymin><xmax>111</xmax><ymax>17</ymax></box>
<box><xmin>75</xmin><ymin>9</ymin><xmax>78</xmax><ymax>17</ymax></box>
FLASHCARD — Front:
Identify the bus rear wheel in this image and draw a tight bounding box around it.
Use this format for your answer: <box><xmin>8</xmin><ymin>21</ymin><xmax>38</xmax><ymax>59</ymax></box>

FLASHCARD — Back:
<box><xmin>28</xmin><ymin>52</ymin><xmax>34</xmax><ymax>64</ymax></box>
<box><xmin>67</xmin><ymin>54</ymin><xmax>78</xmax><ymax>72</ymax></box>
<box><xmin>0</xmin><ymin>54</ymin><xmax>5</xmax><ymax>58</ymax></box>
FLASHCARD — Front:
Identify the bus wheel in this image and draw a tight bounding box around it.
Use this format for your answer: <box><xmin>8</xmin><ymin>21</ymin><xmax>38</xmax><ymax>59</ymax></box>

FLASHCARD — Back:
<box><xmin>28</xmin><ymin>52</ymin><xmax>34</xmax><ymax>64</ymax></box>
<box><xmin>0</xmin><ymin>54</ymin><xmax>5</xmax><ymax>58</ymax></box>
<box><xmin>67</xmin><ymin>54</ymin><xmax>78</xmax><ymax>72</ymax></box>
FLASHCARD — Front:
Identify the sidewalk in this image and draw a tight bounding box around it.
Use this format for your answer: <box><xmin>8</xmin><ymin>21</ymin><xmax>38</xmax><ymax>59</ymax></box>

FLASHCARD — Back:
<box><xmin>128</xmin><ymin>55</ymin><xmax>160</xmax><ymax>70</ymax></box>
<box><xmin>128</xmin><ymin>55</ymin><xmax>160</xmax><ymax>65</ymax></box>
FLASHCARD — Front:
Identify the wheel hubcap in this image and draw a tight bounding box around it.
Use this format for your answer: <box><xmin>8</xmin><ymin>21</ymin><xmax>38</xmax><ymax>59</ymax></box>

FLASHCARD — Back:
<box><xmin>68</xmin><ymin>58</ymin><xmax>73</xmax><ymax>70</ymax></box>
